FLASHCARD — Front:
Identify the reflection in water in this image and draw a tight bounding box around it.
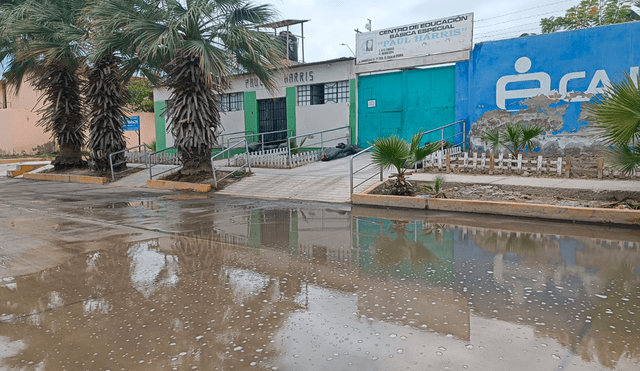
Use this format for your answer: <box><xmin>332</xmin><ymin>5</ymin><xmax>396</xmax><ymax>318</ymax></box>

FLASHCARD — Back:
<box><xmin>0</xmin><ymin>205</ymin><xmax>638</xmax><ymax>370</ymax></box>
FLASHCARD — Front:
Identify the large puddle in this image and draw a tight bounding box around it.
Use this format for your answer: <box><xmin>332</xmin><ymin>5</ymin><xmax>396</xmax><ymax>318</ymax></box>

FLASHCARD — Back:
<box><xmin>0</xmin><ymin>203</ymin><xmax>638</xmax><ymax>370</ymax></box>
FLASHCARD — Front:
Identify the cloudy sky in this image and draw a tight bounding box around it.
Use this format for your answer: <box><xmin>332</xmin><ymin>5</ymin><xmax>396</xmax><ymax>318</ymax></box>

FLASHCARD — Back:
<box><xmin>259</xmin><ymin>0</ymin><xmax>586</xmax><ymax>62</ymax></box>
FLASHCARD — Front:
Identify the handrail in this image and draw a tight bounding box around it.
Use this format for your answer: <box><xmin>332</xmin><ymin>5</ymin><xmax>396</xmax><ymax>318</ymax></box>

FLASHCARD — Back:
<box><xmin>211</xmin><ymin>139</ymin><xmax>251</xmax><ymax>189</ymax></box>
<box><xmin>419</xmin><ymin>120</ymin><xmax>467</xmax><ymax>151</ymax></box>
<box><xmin>219</xmin><ymin>130</ymin><xmax>253</xmax><ymax>146</ymax></box>
<box><xmin>349</xmin><ymin>145</ymin><xmax>383</xmax><ymax>195</ymax></box>
<box><xmin>226</xmin><ymin>128</ymin><xmax>293</xmax><ymax>152</ymax></box>
<box><xmin>287</xmin><ymin>125</ymin><xmax>351</xmax><ymax>166</ymax></box>
<box><xmin>109</xmin><ymin>144</ymin><xmax>148</xmax><ymax>181</ymax></box>
<box><xmin>148</xmin><ymin>146</ymin><xmax>180</xmax><ymax>180</ymax></box>
<box><xmin>218</xmin><ymin>130</ymin><xmax>253</xmax><ymax>159</ymax></box>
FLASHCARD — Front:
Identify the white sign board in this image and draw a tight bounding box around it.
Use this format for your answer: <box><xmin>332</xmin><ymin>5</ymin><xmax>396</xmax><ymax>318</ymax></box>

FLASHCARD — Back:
<box><xmin>356</xmin><ymin>13</ymin><xmax>473</xmax><ymax>65</ymax></box>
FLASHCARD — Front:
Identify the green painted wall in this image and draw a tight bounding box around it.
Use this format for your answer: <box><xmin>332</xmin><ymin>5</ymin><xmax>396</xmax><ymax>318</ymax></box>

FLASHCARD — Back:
<box><xmin>244</xmin><ymin>91</ymin><xmax>258</xmax><ymax>136</ymax></box>
<box><xmin>154</xmin><ymin>100</ymin><xmax>167</xmax><ymax>150</ymax></box>
<box><xmin>286</xmin><ymin>87</ymin><xmax>297</xmax><ymax>137</ymax></box>
<box><xmin>349</xmin><ymin>79</ymin><xmax>356</xmax><ymax>144</ymax></box>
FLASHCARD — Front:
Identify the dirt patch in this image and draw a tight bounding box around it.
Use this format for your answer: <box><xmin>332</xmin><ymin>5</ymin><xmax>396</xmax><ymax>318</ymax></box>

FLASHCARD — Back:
<box><xmin>372</xmin><ymin>181</ymin><xmax>640</xmax><ymax>210</ymax></box>
<box><xmin>161</xmin><ymin>170</ymin><xmax>250</xmax><ymax>190</ymax></box>
<box><xmin>42</xmin><ymin>166</ymin><xmax>144</xmax><ymax>182</ymax></box>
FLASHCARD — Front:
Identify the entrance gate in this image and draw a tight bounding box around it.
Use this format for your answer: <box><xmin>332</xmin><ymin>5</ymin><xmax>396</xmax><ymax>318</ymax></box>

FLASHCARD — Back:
<box><xmin>258</xmin><ymin>98</ymin><xmax>287</xmax><ymax>143</ymax></box>
<box><xmin>357</xmin><ymin>66</ymin><xmax>456</xmax><ymax>147</ymax></box>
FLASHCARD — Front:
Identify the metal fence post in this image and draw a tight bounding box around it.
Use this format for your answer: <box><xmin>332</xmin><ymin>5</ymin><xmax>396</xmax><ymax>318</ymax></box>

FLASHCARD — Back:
<box><xmin>349</xmin><ymin>157</ymin><xmax>354</xmax><ymax>195</ymax></box>
<box><xmin>463</xmin><ymin>121</ymin><xmax>467</xmax><ymax>152</ymax></box>
<box><xmin>245</xmin><ymin>140</ymin><xmax>252</xmax><ymax>173</ymax></box>
<box><xmin>109</xmin><ymin>153</ymin><xmax>115</xmax><ymax>181</ymax></box>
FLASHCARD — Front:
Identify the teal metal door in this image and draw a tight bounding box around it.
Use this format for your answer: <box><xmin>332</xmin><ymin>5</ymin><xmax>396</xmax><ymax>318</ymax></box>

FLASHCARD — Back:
<box><xmin>357</xmin><ymin>66</ymin><xmax>455</xmax><ymax>147</ymax></box>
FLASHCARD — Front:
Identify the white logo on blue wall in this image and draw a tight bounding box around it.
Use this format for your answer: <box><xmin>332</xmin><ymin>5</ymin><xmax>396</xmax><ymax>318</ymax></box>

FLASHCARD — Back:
<box><xmin>496</xmin><ymin>57</ymin><xmax>640</xmax><ymax>110</ymax></box>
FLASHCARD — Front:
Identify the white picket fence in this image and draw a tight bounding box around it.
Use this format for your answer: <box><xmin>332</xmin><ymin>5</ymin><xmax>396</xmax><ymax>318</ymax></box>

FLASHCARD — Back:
<box><xmin>423</xmin><ymin>151</ymin><xmax>635</xmax><ymax>178</ymax></box>
<box><xmin>146</xmin><ymin>152</ymin><xmax>180</xmax><ymax>165</ymax></box>
<box><xmin>229</xmin><ymin>148</ymin><xmax>323</xmax><ymax>169</ymax></box>
<box><xmin>288</xmin><ymin>150</ymin><xmax>323</xmax><ymax>168</ymax></box>
<box><xmin>124</xmin><ymin>151</ymin><xmax>149</xmax><ymax>164</ymax></box>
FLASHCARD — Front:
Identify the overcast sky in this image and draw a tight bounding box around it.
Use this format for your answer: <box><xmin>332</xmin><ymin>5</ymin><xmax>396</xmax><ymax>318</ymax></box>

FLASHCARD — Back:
<box><xmin>259</xmin><ymin>0</ymin><xmax>587</xmax><ymax>62</ymax></box>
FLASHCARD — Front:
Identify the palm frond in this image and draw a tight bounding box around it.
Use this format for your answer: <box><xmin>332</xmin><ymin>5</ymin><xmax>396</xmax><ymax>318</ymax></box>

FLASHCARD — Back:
<box><xmin>482</xmin><ymin>127</ymin><xmax>502</xmax><ymax>151</ymax></box>
<box><xmin>606</xmin><ymin>144</ymin><xmax>640</xmax><ymax>175</ymax></box>
<box><xmin>587</xmin><ymin>72</ymin><xmax>640</xmax><ymax>146</ymax></box>
<box><xmin>371</xmin><ymin>135</ymin><xmax>410</xmax><ymax>172</ymax></box>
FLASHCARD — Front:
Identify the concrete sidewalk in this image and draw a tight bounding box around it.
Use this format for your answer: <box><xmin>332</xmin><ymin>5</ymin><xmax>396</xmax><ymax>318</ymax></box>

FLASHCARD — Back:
<box><xmin>217</xmin><ymin>153</ymin><xmax>383</xmax><ymax>203</ymax></box>
<box><xmin>10</xmin><ymin>155</ymin><xmax>638</xmax><ymax>204</ymax></box>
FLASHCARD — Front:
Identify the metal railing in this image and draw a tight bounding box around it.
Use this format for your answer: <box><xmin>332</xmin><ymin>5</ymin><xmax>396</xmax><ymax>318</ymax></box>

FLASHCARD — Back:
<box><xmin>148</xmin><ymin>147</ymin><xmax>181</xmax><ymax>180</ymax></box>
<box><xmin>226</xmin><ymin>129</ymin><xmax>293</xmax><ymax>154</ymax></box>
<box><xmin>420</xmin><ymin>120</ymin><xmax>467</xmax><ymax>151</ymax></box>
<box><xmin>349</xmin><ymin>145</ymin><xmax>383</xmax><ymax>195</ymax></box>
<box><xmin>109</xmin><ymin>144</ymin><xmax>148</xmax><ymax>181</ymax></box>
<box><xmin>211</xmin><ymin>139</ymin><xmax>251</xmax><ymax>189</ymax></box>
<box><xmin>348</xmin><ymin>120</ymin><xmax>468</xmax><ymax>195</ymax></box>
<box><xmin>287</xmin><ymin>126</ymin><xmax>351</xmax><ymax>166</ymax></box>
<box><xmin>218</xmin><ymin>130</ymin><xmax>253</xmax><ymax>159</ymax></box>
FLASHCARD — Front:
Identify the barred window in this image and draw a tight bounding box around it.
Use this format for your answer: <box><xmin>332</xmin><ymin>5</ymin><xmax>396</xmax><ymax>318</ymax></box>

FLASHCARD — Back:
<box><xmin>324</xmin><ymin>81</ymin><xmax>350</xmax><ymax>104</ymax></box>
<box><xmin>221</xmin><ymin>93</ymin><xmax>244</xmax><ymax>112</ymax></box>
<box><xmin>297</xmin><ymin>81</ymin><xmax>349</xmax><ymax>106</ymax></box>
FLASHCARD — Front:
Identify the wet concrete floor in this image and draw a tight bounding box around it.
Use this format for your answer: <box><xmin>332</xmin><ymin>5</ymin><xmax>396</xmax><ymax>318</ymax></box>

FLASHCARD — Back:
<box><xmin>0</xmin><ymin>178</ymin><xmax>639</xmax><ymax>370</ymax></box>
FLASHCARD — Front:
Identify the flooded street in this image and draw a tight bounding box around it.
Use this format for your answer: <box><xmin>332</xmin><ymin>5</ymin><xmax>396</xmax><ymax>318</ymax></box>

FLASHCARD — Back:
<box><xmin>0</xmin><ymin>180</ymin><xmax>639</xmax><ymax>370</ymax></box>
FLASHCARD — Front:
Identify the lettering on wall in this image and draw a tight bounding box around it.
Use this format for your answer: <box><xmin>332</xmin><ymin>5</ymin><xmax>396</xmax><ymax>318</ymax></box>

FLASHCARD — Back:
<box><xmin>245</xmin><ymin>71</ymin><xmax>314</xmax><ymax>89</ymax></box>
<box><xmin>496</xmin><ymin>56</ymin><xmax>640</xmax><ymax>110</ymax></box>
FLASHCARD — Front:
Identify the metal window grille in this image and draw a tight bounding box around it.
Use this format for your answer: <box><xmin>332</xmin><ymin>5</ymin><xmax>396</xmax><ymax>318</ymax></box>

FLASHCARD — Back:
<box><xmin>220</xmin><ymin>93</ymin><xmax>244</xmax><ymax>112</ymax></box>
<box><xmin>298</xmin><ymin>84</ymin><xmax>325</xmax><ymax>105</ymax></box>
<box><xmin>325</xmin><ymin>81</ymin><xmax>349</xmax><ymax>104</ymax></box>
<box><xmin>297</xmin><ymin>85</ymin><xmax>311</xmax><ymax>105</ymax></box>
<box><xmin>310</xmin><ymin>84</ymin><xmax>324</xmax><ymax>105</ymax></box>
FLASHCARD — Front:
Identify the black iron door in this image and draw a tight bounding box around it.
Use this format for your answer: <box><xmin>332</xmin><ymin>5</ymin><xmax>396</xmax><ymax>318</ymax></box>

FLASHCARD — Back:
<box><xmin>258</xmin><ymin>98</ymin><xmax>287</xmax><ymax>144</ymax></box>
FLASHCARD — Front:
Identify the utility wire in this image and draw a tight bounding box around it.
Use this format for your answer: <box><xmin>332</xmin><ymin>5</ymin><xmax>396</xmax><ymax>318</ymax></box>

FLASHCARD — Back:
<box><xmin>474</xmin><ymin>0</ymin><xmax>580</xmax><ymax>22</ymax></box>
<box><xmin>474</xmin><ymin>21</ymin><xmax>541</xmax><ymax>36</ymax></box>
<box><xmin>475</xmin><ymin>9</ymin><xmax>569</xmax><ymax>28</ymax></box>
<box><xmin>475</xmin><ymin>28</ymin><xmax>542</xmax><ymax>40</ymax></box>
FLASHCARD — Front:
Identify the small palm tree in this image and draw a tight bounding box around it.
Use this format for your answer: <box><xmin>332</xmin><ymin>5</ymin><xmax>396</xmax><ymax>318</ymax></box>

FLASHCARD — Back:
<box><xmin>586</xmin><ymin>72</ymin><xmax>640</xmax><ymax>175</ymax></box>
<box><xmin>1</xmin><ymin>0</ymin><xmax>87</xmax><ymax>169</ymax></box>
<box><xmin>482</xmin><ymin>122</ymin><xmax>544</xmax><ymax>157</ymax></box>
<box><xmin>371</xmin><ymin>132</ymin><xmax>441</xmax><ymax>195</ymax></box>
<box><xmin>422</xmin><ymin>175</ymin><xmax>446</xmax><ymax>198</ymax></box>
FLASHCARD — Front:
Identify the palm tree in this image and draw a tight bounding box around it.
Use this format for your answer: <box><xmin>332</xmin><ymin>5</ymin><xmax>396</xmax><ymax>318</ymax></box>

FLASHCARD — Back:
<box><xmin>0</xmin><ymin>0</ymin><xmax>87</xmax><ymax>169</ymax></box>
<box><xmin>83</xmin><ymin>51</ymin><xmax>129</xmax><ymax>173</ymax></box>
<box><xmin>482</xmin><ymin>122</ymin><xmax>544</xmax><ymax>157</ymax></box>
<box><xmin>586</xmin><ymin>72</ymin><xmax>640</xmax><ymax>174</ymax></box>
<box><xmin>99</xmin><ymin>0</ymin><xmax>287</xmax><ymax>175</ymax></box>
<box><xmin>371</xmin><ymin>132</ymin><xmax>441</xmax><ymax>195</ymax></box>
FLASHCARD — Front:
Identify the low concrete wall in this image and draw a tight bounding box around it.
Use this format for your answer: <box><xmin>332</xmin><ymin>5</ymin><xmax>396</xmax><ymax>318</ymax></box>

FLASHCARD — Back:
<box><xmin>147</xmin><ymin>179</ymin><xmax>211</xmax><ymax>193</ymax></box>
<box><xmin>427</xmin><ymin>199</ymin><xmax>640</xmax><ymax>226</ymax></box>
<box><xmin>351</xmin><ymin>180</ymin><xmax>640</xmax><ymax>226</ymax></box>
<box><xmin>23</xmin><ymin>173</ymin><xmax>108</xmax><ymax>185</ymax></box>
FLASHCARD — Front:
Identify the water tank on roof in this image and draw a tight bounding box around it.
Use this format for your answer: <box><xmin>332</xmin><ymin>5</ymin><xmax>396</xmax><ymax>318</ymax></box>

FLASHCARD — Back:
<box><xmin>279</xmin><ymin>31</ymin><xmax>298</xmax><ymax>62</ymax></box>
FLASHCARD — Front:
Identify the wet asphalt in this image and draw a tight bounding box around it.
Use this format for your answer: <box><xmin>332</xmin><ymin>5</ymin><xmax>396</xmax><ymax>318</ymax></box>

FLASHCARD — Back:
<box><xmin>0</xmin><ymin>178</ymin><xmax>639</xmax><ymax>370</ymax></box>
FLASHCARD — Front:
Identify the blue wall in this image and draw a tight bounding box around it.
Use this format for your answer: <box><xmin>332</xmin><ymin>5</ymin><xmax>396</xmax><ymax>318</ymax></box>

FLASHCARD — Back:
<box><xmin>456</xmin><ymin>21</ymin><xmax>640</xmax><ymax>151</ymax></box>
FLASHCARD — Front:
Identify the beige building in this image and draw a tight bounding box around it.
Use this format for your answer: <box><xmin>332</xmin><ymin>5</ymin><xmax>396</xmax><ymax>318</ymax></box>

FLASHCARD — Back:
<box><xmin>0</xmin><ymin>79</ymin><xmax>155</xmax><ymax>155</ymax></box>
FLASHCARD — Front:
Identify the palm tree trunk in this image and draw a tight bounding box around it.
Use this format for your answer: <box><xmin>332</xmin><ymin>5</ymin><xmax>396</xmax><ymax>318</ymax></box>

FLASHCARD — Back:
<box><xmin>85</xmin><ymin>53</ymin><xmax>128</xmax><ymax>173</ymax></box>
<box><xmin>52</xmin><ymin>143</ymin><xmax>85</xmax><ymax>168</ymax></box>
<box><xmin>34</xmin><ymin>64</ymin><xmax>86</xmax><ymax>170</ymax></box>
<box><xmin>165</xmin><ymin>54</ymin><xmax>220</xmax><ymax>175</ymax></box>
